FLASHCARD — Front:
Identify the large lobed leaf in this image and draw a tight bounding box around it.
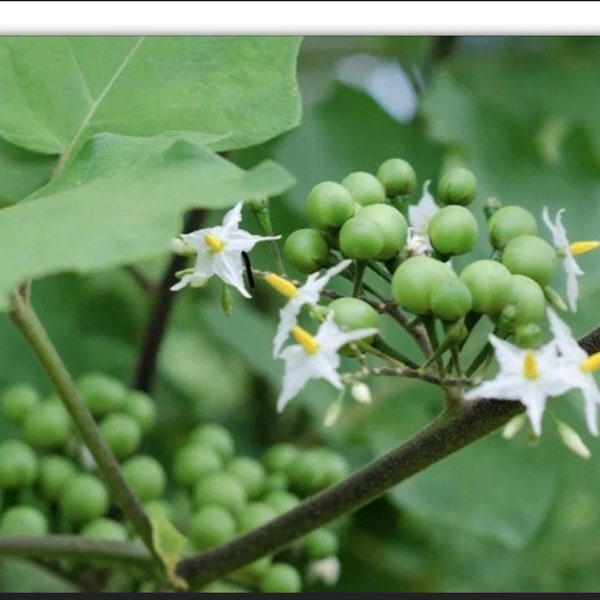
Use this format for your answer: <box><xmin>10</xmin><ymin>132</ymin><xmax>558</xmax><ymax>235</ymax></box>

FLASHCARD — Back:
<box><xmin>0</xmin><ymin>36</ymin><xmax>302</xmax><ymax>160</ymax></box>
<box><xmin>0</xmin><ymin>132</ymin><xmax>295</xmax><ymax>310</ymax></box>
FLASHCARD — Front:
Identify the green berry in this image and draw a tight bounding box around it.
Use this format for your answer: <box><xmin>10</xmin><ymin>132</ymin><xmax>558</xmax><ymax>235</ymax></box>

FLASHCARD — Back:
<box><xmin>121</xmin><ymin>455</ymin><xmax>166</xmax><ymax>502</ymax></box>
<box><xmin>341</xmin><ymin>171</ymin><xmax>386</xmax><ymax>207</ymax></box>
<box><xmin>227</xmin><ymin>457</ymin><xmax>267</xmax><ymax>500</ymax></box>
<box><xmin>263</xmin><ymin>491</ymin><xmax>300</xmax><ymax>515</ymax></box>
<box><xmin>339</xmin><ymin>217</ymin><xmax>384</xmax><ymax>260</ymax></box>
<box><xmin>515</xmin><ymin>323</ymin><xmax>543</xmax><ymax>349</ymax></box>
<box><xmin>60</xmin><ymin>474</ymin><xmax>109</xmax><ymax>524</ymax></box>
<box><xmin>189</xmin><ymin>424</ymin><xmax>235</xmax><ymax>463</ymax></box>
<box><xmin>314</xmin><ymin>450</ymin><xmax>349</xmax><ymax>486</ymax></box>
<box><xmin>260</xmin><ymin>563</ymin><xmax>302</xmax><ymax>593</ymax></box>
<box><xmin>355</xmin><ymin>204</ymin><xmax>408</xmax><ymax>259</ymax></box>
<box><xmin>376</xmin><ymin>158</ymin><xmax>417</xmax><ymax>197</ymax></box>
<box><xmin>283</xmin><ymin>229</ymin><xmax>330</xmax><ymax>274</ymax></box>
<box><xmin>122</xmin><ymin>390</ymin><xmax>156</xmax><ymax>433</ymax></box>
<box><xmin>194</xmin><ymin>472</ymin><xmax>247</xmax><ymax>513</ymax></box>
<box><xmin>328</xmin><ymin>297</ymin><xmax>380</xmax><ymax>355</ymax></box>
<box><xmin>0</xmin><ymin>440</ymin><xmax>38</xmax><ymax>489</ymax></box>
<box><xmin>430</xmin><ymin>279</ymin><xmax>473</xmax><ymax>322</ymax></box>
<box><xmin>428</xmin><ymin>205</ymin><xmax>479</xmax><ymax>256</ymax></box>
<box><xmin>81</xmin><ymin>518</ymin><xmax>129</xmax><ymax>541</ymax></box>
<box><xmin>189</xmin><ymin>506</ymin><xmax>237</xmax><ymax>549</ymax></box>
<box><xmin>262</xmin><ymin>443</ymin><xmax>300</xmax><ymax>473</ymax></box>
<box><xmin>237</xmin><ymin>502</ymin><xmax>277</xmax><ymax>533</ymax></box>
<box><xmin>264</xmin><ymin>473</ymin><xmax>289</xmax><ymax>493</ymax></box>
<box><xmin>1</xmin><ymin>383</ymin><xmax>40</xmax><ymax>425</ymax></box>
<box><xmin>288</xmin><ymin>450</ymin><xmax>329</xmax><ymax>494</ymax></box>
<box><xmin>0</xmin><ymin>506</ymin><xmax>48</xmax><ymax>536</ymax></box>
<box><xmin>143</xmin><ymin>499</ymin><xmax>175</xmax><ymax>522</ymax></box>
<box><xmin>23</xmin><ymin>401</ymin><xmax>72</xmax><ymax>450</ymax></box>
<box><xmin>502</xmin><ymin>234</ymin><xmax>557</xmax><ymax>287</ymax></box>
<box><xmin>173</xmin><ymin>443</ymin><xmax>223</xmax><ymax>487</ymax></box>
<box><xmin>99</xmin><ymin>413</ymin><xmax>142</xmax><ymax>458</ymax></box>
<box><xmin>304</xmin><ymin>528</ymin><xmax>339</xmax><ymax>559</ymax></box>
<box><xmin>437</xmin><ymin>167</ymin><xmax>477</xmax><ymax>206</ymax></box>
<box><xmin>506</xmin><ymin>274</ymin><xmax>546</xmax><ymax>327</ymax></box>
<box><xmin>38</xmin><ymin>455</ymin><xmax>77</xmax><ymax>502</ymax></box>
<box><xmin>391</xmin><ymin>256</ymin><xmax>455</xmax><ymax>315</ymax></box>
<box><xmin>459</xmin><ymin>260</ymin><xmax>514</xmax><ymax>315</ymax></box>
<box><xmin>488</xmin><ymin>205</ymin><xmax>539</xmax><ymax>250</ymax></box>
<box><xmin>77</xmin><ymin>373</ymin><xmax>126</xmax><ymax>417</ymax></box>
<box><xmin>237</xmin><ymin>556</ymin><xmax>272</xmax><ymax>580</ymax></box>
<box><xmin>306</xmin><ymin>182</ymin><xmax>355</xmax><ymax>230</ymax></box>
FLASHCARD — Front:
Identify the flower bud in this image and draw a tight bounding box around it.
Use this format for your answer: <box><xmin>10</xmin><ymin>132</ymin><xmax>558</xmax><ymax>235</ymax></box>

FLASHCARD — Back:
<box><xmin>351</xmin><ymin>382</ymin><xmax>372</xmax><ymax>405</ymax></box>
<box><xmin>171</xmin><ymin>237</ymin><xmax>196</xmax><ymax>257</ymax></box>
<box><xmin>514</xmin><ymin>323</ymin><xmax>543</xmax><ymax>349</ymax></box>
<box><xmin>483</xmin><ymin>196</ymin><xmax>503</xmax><ymax>222</ymax></box>
<box><xmin>556</xmin><ymin>419</ymin><xmax>591</xmax><ymax>459</ymax></box>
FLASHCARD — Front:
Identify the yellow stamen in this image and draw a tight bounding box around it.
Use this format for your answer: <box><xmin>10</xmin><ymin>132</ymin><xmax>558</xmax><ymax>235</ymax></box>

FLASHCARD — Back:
<box><xmin>570</xmin><ymin>241</ymin><xmax>600</xmax><ymax>256</ymax></box>
<box><xmin>204</xmin><ymin>234</ymin><xmax>225</xmax><ymax>252</ymax></box>
<box><xmin>291</xmin><ymin>325</ymin><xmax>320</xmax><ymax>354</ymax></box>
<box><xmin>264</xmin><ymin>273</ymin><xmax>299</xmax><ymax>298</ymax></box>
<box><xmin>523</xmin><ymin>350</ymin><xmax>539</xmax><ymax>380</ymax></box>
<box><xmin>580</xmin><ymin>352</ymin><xmax>600</xmax><ymax>374</ymax></box>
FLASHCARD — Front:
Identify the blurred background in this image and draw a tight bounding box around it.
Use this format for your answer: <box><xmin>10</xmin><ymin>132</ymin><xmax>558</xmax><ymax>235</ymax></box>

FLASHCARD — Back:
<box><xmin>1</xmin><ymin>36</ymin><xmax>599</xmax><ymax>592</ymax></box>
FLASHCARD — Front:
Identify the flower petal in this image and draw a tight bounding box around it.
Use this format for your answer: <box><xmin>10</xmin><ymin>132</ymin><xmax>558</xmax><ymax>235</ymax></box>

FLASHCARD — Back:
<box><xmin>277</xmin><ymin>349</ymin><xmax>314</xmax><ymax>412</ymax></box>
<box><xmin>222</xmin><ymin>202</ymin><xmax>244</xmax><ymax>231</ymax></box>
<box><xmin>273</xmin><ymin>301</ymin><xmax>302</xmax><ymax>358</ymax></box>
<box><xmin>213</xmin><ymin>252</ymin><xmax>250</xmax><ymax>298</ymax></box>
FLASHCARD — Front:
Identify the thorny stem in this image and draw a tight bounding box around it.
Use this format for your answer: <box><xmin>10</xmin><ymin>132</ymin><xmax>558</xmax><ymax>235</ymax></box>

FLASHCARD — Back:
<box><xmin>8</xmin><ymin>288</ymin><xmax>158</xmax><ymax>561</ymax></box>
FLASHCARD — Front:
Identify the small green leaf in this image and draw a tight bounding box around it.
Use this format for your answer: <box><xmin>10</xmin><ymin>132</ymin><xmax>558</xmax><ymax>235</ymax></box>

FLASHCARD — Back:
<box><xmin>149</xmin><ymin>513</ymin><xmax>189</xmax><ymax>590</ymax></box>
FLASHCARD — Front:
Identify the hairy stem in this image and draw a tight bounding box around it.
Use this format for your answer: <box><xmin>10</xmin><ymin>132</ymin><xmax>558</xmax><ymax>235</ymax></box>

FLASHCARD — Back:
<box><xmin>9</xmin><ymin>289</ymin><xmax>157</xmax><ymax>559</ymax></box>
<box><xmin>132</xmin><ymin>209</ymin><xmax>206</xmax><ymax>392</ymax></box>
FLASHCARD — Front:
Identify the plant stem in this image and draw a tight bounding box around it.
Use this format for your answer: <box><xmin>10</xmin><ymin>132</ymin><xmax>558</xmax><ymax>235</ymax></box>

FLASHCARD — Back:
<box><xmin>422</xmin><ymin>316</ymin><xmax>446</xmax><ymax>376</ymax></box>
<box><xmin>249</xmin><ymin>200</ymin><xmax>285</xmax><ymax>275</ymax></box>
<box><xmin>8</xmin><ymin>289</ymin><xmax>157</xmax><ymax>560</ymax></box>
<box><xmin>369</xmin><ymin>337</ymin><xmax>419</xmax><ymax>369</ymax></box>
<box><xmin>465</xmin><ymin>341</ymin><xmax>493</xmax><ymax>377</ymax></box>
<box><xmin>0</xmin><ymin>535</ymin><xmax>154</xmax><ymax>569</ymax></box>
<box><xmin>352</xmin><ymin>261</ymin><xmax>367</xmax><ymax>297</ymax></box>
<box><xmin>132</xmin><ymin>209</ymin><xmax>206</xmax><ymax>392</ymax></box>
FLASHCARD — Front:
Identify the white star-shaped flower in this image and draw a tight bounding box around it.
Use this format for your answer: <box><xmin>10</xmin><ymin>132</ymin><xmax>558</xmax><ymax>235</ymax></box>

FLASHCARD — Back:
<box><xmin>546</xmin><ymin>307</ymin><xmax>600</xmax><ymax>435</ymax></box>
<box><xmin>170</xmin><ymin>202</ymin><xmax>279</xmax><ymax>298</ymax></box>
<box><xmin>277</xmin><ymin>313</ymin><xmax>378</xmax><ymax>413</ymax></box>
<box><xmin>406</xmin><ymin>180</ymin><xmax>439</xmax><ymax>256</ymax></box>
<box><xmin>265</xmin><ymin>260</ymin><xmax>352</xmax><ymax>358</ymax></box>
<box><xmin>464</xmin><ymin>335</ymin><xmax>571</xmax><ymax>436</ymax></box>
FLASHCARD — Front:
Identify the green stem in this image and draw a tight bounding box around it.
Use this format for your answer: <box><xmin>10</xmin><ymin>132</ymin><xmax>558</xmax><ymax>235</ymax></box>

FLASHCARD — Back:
<box><xmin>465</xmin><ymin>341</ymin><xmax>493</xmax><ymax>377</ymax></box>
<box><xmin>422</xmin><ymin>316</ymin><xmax>446</xmax><ymax>376</ymax></box>
<box><xmin>370</xmin><ymin>338</ymin><xmax>419</xmax><ymax>369</ymax></box>
<box><xmin>352</xmin><ymin>261</ymin><xmax>367</xmax><ymax>297</ymax></box>
<box><xmin>8</xmin><ymin>289</ymin><xmax>157</xmax><ymax>560</ymax></box>
<box><xmin>0</xmin><ymin>535</ymin><xmax>154</xmax><ymax>569</ymax></box>
<box><xmin>366</xmin><ymin>261</ymin><xmax>392</xmax><ymax>283</ymax></box>
<box><xmin>249</xmin><ymin>200</ymin><xmax>285</xmax><ymax>275</ymax></box>
<box><xmin>451</xmin><ymin>346</ymin><xmax>463</xmax><ymax>378</ymax></box>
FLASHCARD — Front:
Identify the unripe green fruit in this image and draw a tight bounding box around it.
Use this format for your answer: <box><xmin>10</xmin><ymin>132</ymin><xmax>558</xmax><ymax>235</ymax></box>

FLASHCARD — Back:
<box><xmin>262</xmin><ymin>443</ymin><xmax>300</xmax><ymax>473</ymax></box>
<box><xmin>283</xmin><ymin>229</ymin><xmax>329</xmax><ymax>274</ymax></box>
<box><xmin>1</xmin><ymin>383</ymin><xmax>40</xmax><ymax>425</ymax></box>
<box><xmin>60</xmin><ymin>474</ymin><xmax>109</xmax><ymax>524</ymax></box>
<box><xmin>260</xmin><ymin>563</ymin><xmax>302</xmax><ymax>593</ymax></box>
<box><xmin>227</xmin><ymin>457</ymin><xmax>267</xmax><ymax>500</ymax></box>
<box><xmin>23</xmin><ymin>401</ymin><xmax>72</xmax><ymax>450</ymax></box>
<box><xmin>288</xmin><ymin>451</ymin><xmax>329</xmax><ymax>494</ymax></box>
<box><xmin>264</xmin><ymin>473</ymin><xmax>289</xmax><ymax>493</ymax></box>
<box><xmin>189</xmin><ymin>424</ymin><xmax>235</xmax><ymax>463</ymax></box>
<box><xmin>122</xmin><ymin>390</ymin><xmax>156</xmax><ymax>434</ymax></box>
<box><xmin>437</xmin><ymin>167</ymin><xmax>477</xmax><ymax>206</ymax></box>
<box><xmin>506</xmin><ymin>274</ymin><xmax>546</xmax><ymax>327</ymax></box>
<box><xmin>428</xmin><ymin>205</ymin><xmax>479</xmax><ymax>256</ymax></box>
<box><xmin>328</xmin><ymin>297</ymin><xmax>380</xmax><ymax>356</ymax></box>
<box><xmin>38</xmin><ymin>455</ymin><xmax>77</xmax><ymax>502</ymax></box>
<box><xmin>77</xmin><ymin>372</ymin><xmax>126</xmax><ymax>417</ymax></box>
<box><xmin>194</xmin><ymin>472</ymin><xmax>247</xmax><ymax>513</ymax></box>
<box><xmin>488</xmin><ymin>205</ymin><xmax>539</xmax><ymax>250</ymax></box>
<box><xmin>237</xmin><ymin>502</ymin><xmax>277</xmax><ymax>533</ymax></box>
<box><xmin>355</xmin><ymin>204</ymin><xmax>408</xmax><ymax>259</ymax></box>
<box><xmin>312</xmin><ymin>449</ymin><xmax>349</xmax><ymax>486</ymax></box>
<box><xmin>502</xmin><ymin>234</ymin><xmax>557</xmax><ymax>287</ymax></box>
<box><xmin>189</xmin><ymin>506</ymin><xmax>237</xmax><ymax>549</ymax></box>
<box><xmin>0</xmin><ymin>506</ymin><xmax>48</xmax><ymax>536</ymax></box>
<box><xmin>341</xmin><ymin>171</ymin><xmax>386</xmax><ymax>207</ymax></box>
<box><xmin>263</xmin><ymin>491</ymin><xmax>300</xmax><ymax>515</ymax></box>
<box><xmin>306</xmin><ymin>181</ymin><xmax>355</xmax><ymax>230</ymax></box>
<box><xmin>515</xmin><ymin>323</ymin><xmax>543</xmax><ymax>349</ymax></box>
<box><xmin>99</xmin><ymin>413</ymin><xmax>142</xmax><ymax>458</ymax></box>
<box><xmin>430</xmin><ymin>279</ymin><xmax>473</xmax><ymax>322</ymax></box>
<box><xmin>237</xmin><ymin>557</ymin><xmax>272</xmax><ymax>580</ymax></box>
<box><xmin>304</xmin><ymin>528</ymin><xmax>339</xmax><ymax>559</ymax></box>
<box><xmin>459</xmin><ymin>260</ymin><xmax>514</xmax><ymax>315</ymax></box>
<box><xmin>376</xmin><ymin>158</ymin><xmax>417</xmax><ymax>197</ymax></box>
<box><xmin>81</xmin><ymin>518</ymin><xmax>129</xmax><ymax>542</ymax></box>
<box><xmin>173</xmin><ymin>443</ymin><xmax>222</xmax><ymax>486</ymax></box>
<box><xmin>0</xmin><ymin>440</ymin><xmax>38</xmax><ymax>489</ymax></box>
<box><xmin>121</xmin><ymin>456</ymin><xmax>166</xmax><ymax>502</ymax></box>
<box><xmin>143</xmin><ymin>499</ymin><xmax>175</xmax><ymax>522</ymax></box>
<box><xmin>391</xmin><ymin>256</ymin><xmax>455</xmax><ymax>315</ymax></box>
<box><xmin>339</xmin><ymin>217</ymin><xmax>384</xmax><ymax>260</ymax></box>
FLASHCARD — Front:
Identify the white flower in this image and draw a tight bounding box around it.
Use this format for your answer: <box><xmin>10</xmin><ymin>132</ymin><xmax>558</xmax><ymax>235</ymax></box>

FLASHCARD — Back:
<box><xmin>276</xmin><ymin>313</ymin><xmax>378</xmax><ymax>413</ymax></box>
<box><xmin>266</xmin><ymin>260</ymin><xmax>352</xmax><ymax>358</ymax></box>
<box><xmin>307</xmin><ymin>556</ymin><xmax>341</xmax><ymax>586</ymax></box>
<box><xmin>170</xmin><ymin>202</ymin><xmax>279</xmax><ymax>298</ymax></box>
<box><xmin>464</xmin><ymin>335</ymin><xmax>572</xmax><ymax>436</ymax></box>
<box><xmin>546</xmin><ymin>307</ymin><xmax>600</xmax><ymax>435</ymax></box>
<box><xmin>406</xmin><ymin>180</ymin><xmax>438</xmax><ymax>256</ymax></box>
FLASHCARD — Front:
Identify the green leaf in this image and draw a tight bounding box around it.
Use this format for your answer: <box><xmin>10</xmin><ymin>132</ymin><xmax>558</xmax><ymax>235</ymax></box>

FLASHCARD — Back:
<box><xmin>0</xmin><ymin>558</ymin><xmax>79</xmax><ymax>592</ymax></box>
<box><xmin>0</xmin><ymin>36</ymin><xmax>302</xmax><ymax>160</ymax></box>
<box><xmin>0</xmin><ymin>132</ymin><xmax>295</xmax><ymax>310</ymax></box>
<box><xmin>149</xmin><ymin>513</ymin><xmax>189</xmax><ymax>591</ymax></box>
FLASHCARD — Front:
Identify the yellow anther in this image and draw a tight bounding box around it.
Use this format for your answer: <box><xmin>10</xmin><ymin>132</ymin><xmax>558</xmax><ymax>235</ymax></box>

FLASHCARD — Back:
<box><xmin>291</xmin><ymin>325</ymin><xmax>320</xmax><ymax>354</ymax></box>
<box><xmin>580</xmin><ymin>352</ymin><xmax>600</xmax><ymax>374</ymax></box>
<box><xmin>570</xmin><ymin>241</ymin><xmax>600</xmax><ymax>256</ymax></box>
<box><xmin>204</xmin><ymin>233</ymin><xmax>225</xmax><ymax>252</ymax></box>
<box><xmin>264</xmin><ymin>273</ymin><xmax>299</xmax><ymax>298</ymax></box>
<box><xmin>523</xmin><ymin>350</ymin><xmax>539</xmax><ymax>380</ymax></box>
